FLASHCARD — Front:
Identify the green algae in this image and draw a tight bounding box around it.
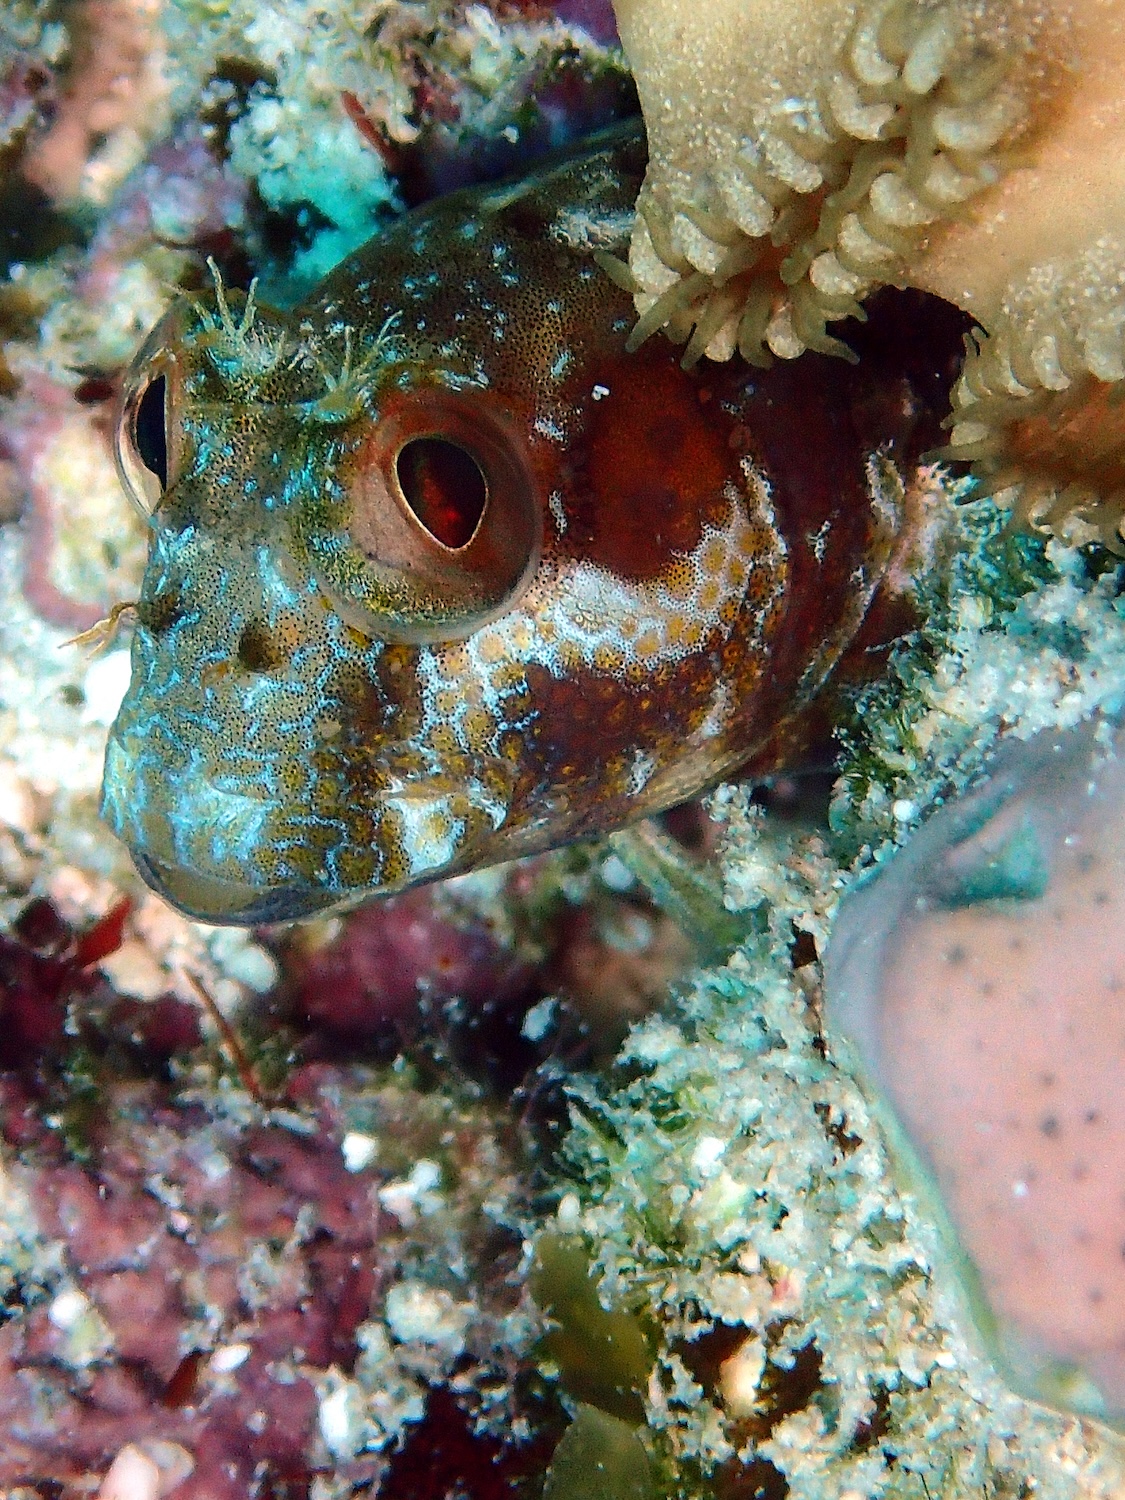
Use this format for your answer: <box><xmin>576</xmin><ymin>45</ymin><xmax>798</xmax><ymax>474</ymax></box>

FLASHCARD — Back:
<box><xmin>531</xmin><ymin>1232</ymin><xmax>654</xmax><ymax>1424</ymax></box>
<box><xmin>831</xmin><ymin>495</ymin><xmax>1125</xmax><ymax>870</ymax></box>
<box><xmin>542</xmin><ymin>1405</ymin><xmax>655</xmax><ymax>1500</ymax></box>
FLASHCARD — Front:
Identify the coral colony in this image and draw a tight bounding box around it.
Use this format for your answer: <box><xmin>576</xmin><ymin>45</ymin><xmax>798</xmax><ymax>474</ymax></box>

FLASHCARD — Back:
<box><xmin>0</xmin><ymin>1</ymin><xmax>1124</xmax><ymax>1497</ymax></box>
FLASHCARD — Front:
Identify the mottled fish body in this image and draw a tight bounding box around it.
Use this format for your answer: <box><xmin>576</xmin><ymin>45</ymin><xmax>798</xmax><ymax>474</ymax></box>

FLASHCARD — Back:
<box><xmin>105</xmin><ymin>128</ymin><xmax>919</xmax><ymax>923</ymax></box>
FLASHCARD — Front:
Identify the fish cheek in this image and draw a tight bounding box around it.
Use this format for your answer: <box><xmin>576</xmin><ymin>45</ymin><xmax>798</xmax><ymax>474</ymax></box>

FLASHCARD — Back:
<box><xmin>299</xmin><ymin>646</ymin><xmax>460</xmax><ymax>890</ymax></box>
<box><xmin>515</xmin><ymin>651</ymin><xmax>725</xmax><ymax>838</ymax></box>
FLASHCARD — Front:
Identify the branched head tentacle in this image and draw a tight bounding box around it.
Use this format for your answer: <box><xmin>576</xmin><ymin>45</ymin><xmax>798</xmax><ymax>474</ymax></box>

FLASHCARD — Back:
<box><xmin>64</xmin><ymin>601</ymin><xmax>138</xmax><ymax>654</ymax></box>
<box><xmin>189</xmin><ymin>257</ymin><xmax>295</xmax><ymax>384</ymax></box>
<box><xmin>300</xmin><ymin>310</ymin><xmax>405</xmax><ymax>423</ymax></box>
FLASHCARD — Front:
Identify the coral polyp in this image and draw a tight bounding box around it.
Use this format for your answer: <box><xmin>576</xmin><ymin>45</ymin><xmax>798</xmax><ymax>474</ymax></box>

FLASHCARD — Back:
<box><xmin>614</xmin><ymin>0</ymin><xmax>1053</xmax><ymax>365</ymax></box>
<box><xmin>944</xmin><ymin>239</ymin><xmax>1125</xmax><ymax>546</ymax></box>
<box><xmin>613</xmin><ymin>0</ymin><xmax>1125</xmax><ymax>541</ymax></box>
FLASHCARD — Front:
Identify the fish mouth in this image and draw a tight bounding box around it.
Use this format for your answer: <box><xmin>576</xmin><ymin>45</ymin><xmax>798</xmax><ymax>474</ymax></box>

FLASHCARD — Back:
<box><xmin>102</xmin><ymin>736</ymin><xmax>311</xmax><ymax>922</ymax></box>
<box><xmin>102</xmin><ymin>733</ymin><xmax>516</xmax><ymax>924</ymax></box>
<box><xmin>130</xmin><ymin>848</ymin><xmax>335</xmax><ymax>925</ymax></box>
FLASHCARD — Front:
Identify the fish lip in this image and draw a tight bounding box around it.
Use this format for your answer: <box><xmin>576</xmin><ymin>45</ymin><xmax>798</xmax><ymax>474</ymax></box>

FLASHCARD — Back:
<box><xmin>102</xmin><ymin>738</ymin><xmax>330</xmax><ymax>923</ymax></box>
<box><xmin>130</xmin><ymin>848</ymin><xmax>336</xmax><ymax>926</ymax></box>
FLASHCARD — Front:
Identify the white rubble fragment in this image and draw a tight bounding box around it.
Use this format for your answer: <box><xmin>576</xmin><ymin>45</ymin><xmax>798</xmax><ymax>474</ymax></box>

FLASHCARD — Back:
<box><xmin>81</xmin><ymin>649</ymin><xmax>133</xmax><ymax>727</ymax></box>
<box><xmin>378</xmin><ymin>1158</ymin><xmax>442</xmax><ymax>1227</ymax></box>
<box><xmin>317</xmin><ymin>1371</ymin><xmax>366</xmax><ymax>1461</ymax></box>
<box><xmin>205</xmin><ymin>925</ymin><xmax>279</xmax><ymax>993</ymax></box>
<box><xmin>48</xmin><ymin>1284</ymin><xmax>114</xmax><ymax>1367</ymax></box>
<box><xmin>96</xmin><ymin>1441</ymin><xmax>193</xmax><ymax>1500</ymax></box>
<box><xmin>520</xmin><ymin>995</ymin><xmax>557</xmax><ymax>1042</ymax></box>
<box><xmin>341</xmin><ymin>1132</ymin><xmax>378</xmax><ymax>1172</ymax></box>
<box><xmin>209</xmin><ymin>1342</ymin><xmax>251</xmax><ymax>1374</ymax></box>
<box><xmin>385</xmin><ymin>1281</ymin><xmax>472</xmax><ymax>1357</ymax></box>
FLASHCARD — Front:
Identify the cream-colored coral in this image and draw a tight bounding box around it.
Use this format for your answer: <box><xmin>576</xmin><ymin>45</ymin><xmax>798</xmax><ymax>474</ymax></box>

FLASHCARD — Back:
<box><xmin>915</xmin><ymin>0</ymin><xmax>1125</xmax><ymax>542</ymax></box>
<box><xmin>613</xmin><ymin>0</ymin><xmax>1061</xmax><ymax>363</ymax></box>
<box><xmin>612</xmin><ymin>0</ymin><xmax>1125</xmax><ymax>537</ymax></box>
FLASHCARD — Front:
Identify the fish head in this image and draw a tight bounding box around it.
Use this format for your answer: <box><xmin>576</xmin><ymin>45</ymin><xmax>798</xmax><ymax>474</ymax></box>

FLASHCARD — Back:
<box><xmin>104</xmin><ymin>271</ymin><xmax>548</xmax><ymax>923</ymax></box>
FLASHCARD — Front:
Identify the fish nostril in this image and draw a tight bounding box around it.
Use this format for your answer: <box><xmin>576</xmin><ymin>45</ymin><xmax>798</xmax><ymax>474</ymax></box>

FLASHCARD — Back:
<box><xmin>137</xmin><ymin>585</ymin><xmax>183</xmax><ymax>637</ymax></box>
<box><xmin>237</xmin><ymin>619</ymin><xmax>283</xmax><ymax>673</ymax></box>
<box><xmin>395</xmin><ymin>436</ymin><xmax>488</xmax><ymax>549</ymax></box>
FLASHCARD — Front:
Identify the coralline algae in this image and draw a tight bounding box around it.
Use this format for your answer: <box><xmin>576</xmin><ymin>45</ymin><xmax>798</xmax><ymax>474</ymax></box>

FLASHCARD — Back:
<box><xmin>827</xmin><ymin>717</ymin><xmax>1125</xmax><ymax>1427</ymax></box>
<box><xmin>0</xmin><ymin>967</ymin><xmax>542</xmax><ymax>1495</ymax></box>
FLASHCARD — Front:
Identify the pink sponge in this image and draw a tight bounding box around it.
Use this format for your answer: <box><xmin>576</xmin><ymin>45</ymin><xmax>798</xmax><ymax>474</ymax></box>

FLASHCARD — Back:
<box><xmin>827</xmin><ymin>719</ymin><xmax>1125</xmax><ymax>1426</ymax></box>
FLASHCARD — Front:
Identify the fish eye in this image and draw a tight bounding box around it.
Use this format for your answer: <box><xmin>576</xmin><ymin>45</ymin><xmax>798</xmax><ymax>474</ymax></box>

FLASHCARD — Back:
<box><xmin>395</xmin><ymin>436</ymin><xmax>488</xmax><ymax>550</ymax></box>
<box><xmin>133</xmin><ymin>376</ymin><xmax>168</xmax><ymax>489</ymax></box>
<box><xmin>301</xmin><ymin>389</ymin><xmax>542</xmax><ymax>643</ymax></box>
<box><xmin>115</xmin><ymin>359</ymin><xmax>174</xmax><ymax>518</ymax></box>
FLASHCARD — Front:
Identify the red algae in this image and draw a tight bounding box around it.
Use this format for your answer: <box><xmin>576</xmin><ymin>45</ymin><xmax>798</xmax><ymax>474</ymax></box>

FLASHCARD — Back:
<box><xmin>381</xmin><ymin>1386</ymin><xmax>561</xmax><ymax>1500</ymax></box>
<box><xmin>0</xmin><ymin>882</ymin><xmax>542</xmax><ymax>1496</ymax></box>
<box><xmin>0</xmin><ymin>46</ymin><xmax>56</xmax><ymax>155</ymax></box>
<box><xmin>21</xmin><ymin>0</ymin><xmax>164</xmax><ymax>208</ymax></box>
<box><xmin>547</xmin><ymin>0</ymin><xmax>619</xmax><ymax>45</ymax></box>
<box><xmin>0</xmin><ymin>857</ymin><xmax>692</xmax><ymax>1490</ymax></box>
<box><xmin>287</xmin><ymin>888</ymin><xmax>536</xmax><ymax>1047</ymax></box>
<box><xmin>493</xmin><ymin>0</ymin><xmax>619</xmax><ymax>46</ymax></box>
<box><xmin>0</xmin><ymin>895</ymin><xmax>128</xmax><ymax>1064</ymax></box>
<box><xmin>0</xmin><ymin>370</ymin><xmax>125</xmax><ymax>631</ymax></box>
<box><xmin>0</xmin><ymin>1052</ymin><xmax>537</xmax><ymax>1494</ymax></box>
<box><xmin>548</xmin><ymin>897</ymin><xmax>693</xmax><ymax>1057</ymax></box>
<box><xmin>0</xmin><ymin>1091</ymin><xmax>362</xmax><ymax>1492</ymax></box>
<box><xmin>338</xmin><ymin>5</ymin><xmax>631</xmax><ymax>208</ymax></box>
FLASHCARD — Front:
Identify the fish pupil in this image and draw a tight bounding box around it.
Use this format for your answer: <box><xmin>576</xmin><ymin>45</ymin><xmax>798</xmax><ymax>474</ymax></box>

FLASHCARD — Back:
<box><xmin>134</xmin><ymin>374</ymin><xmax>168</xmax><ymax>490</ymax></box>
<box><xmin>395</xmin><ymin>436</ymin><xmax>487</xmax><ymax>550</ymax></box>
